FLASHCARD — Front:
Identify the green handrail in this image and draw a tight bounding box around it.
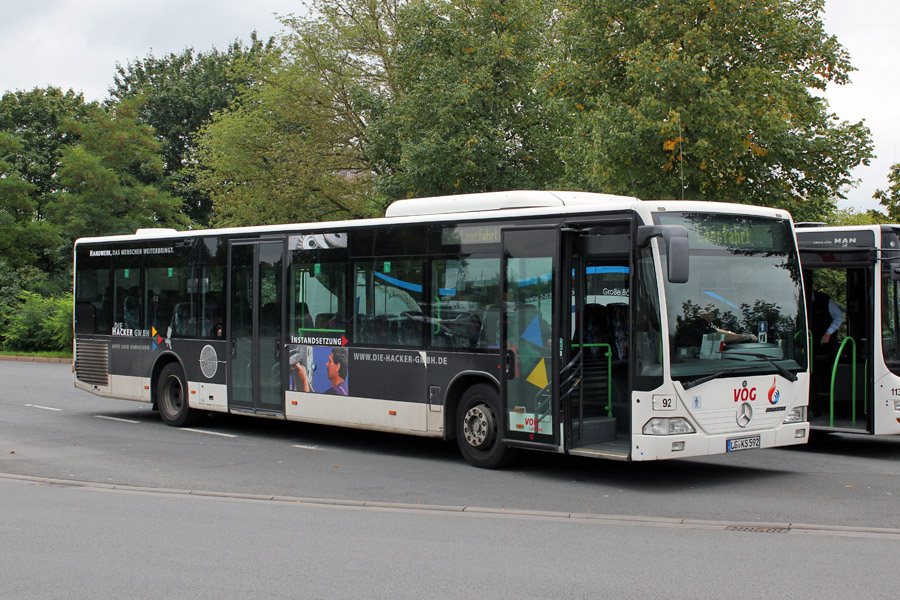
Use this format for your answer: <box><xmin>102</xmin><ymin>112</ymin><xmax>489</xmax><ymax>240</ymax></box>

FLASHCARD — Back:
<box><xmin>829</xmin><ymin>336</ymin><xmax>857</xmax><ymax>427</ymax></box>
<box><xmin>573</xmin><ymin>343</ymin><xmax>612</xmax><ymax>417</ymax></box>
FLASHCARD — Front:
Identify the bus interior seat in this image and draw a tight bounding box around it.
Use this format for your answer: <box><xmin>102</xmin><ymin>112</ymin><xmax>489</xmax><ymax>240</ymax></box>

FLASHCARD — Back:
<box><xmin>124</xmin><ymin>296</ymin><xmax>140</xmax><ymax>330</ymax></box>
<box><xmin>171</xmin><ymin>302</ymin><xmax>196</xmax><ymax>337</ymax></box>
<box><xmin>607</xmin><ymin>302</ymin><xmax>629</xmax><ymax>361</ymax></box>
<box><xmin>581</xmin><ymin>303</ymin><xmax>611</xmax><ymax>357</ymax></box>
<box><xmin>398</xmin><ymin>311</ymin><xmax>424</xmax><ymax>346</ymax></box>
<box><xmin>315</xmin><ymin>313</ymin><xmax>333</xmax><ymax>330</ymax></box>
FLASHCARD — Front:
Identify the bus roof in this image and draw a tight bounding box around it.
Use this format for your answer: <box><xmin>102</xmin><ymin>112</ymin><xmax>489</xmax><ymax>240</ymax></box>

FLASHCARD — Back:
<box><xmin>74</xmin><ymin>190</ymin><xmax>793</xmax><ymax>246</ymax></box>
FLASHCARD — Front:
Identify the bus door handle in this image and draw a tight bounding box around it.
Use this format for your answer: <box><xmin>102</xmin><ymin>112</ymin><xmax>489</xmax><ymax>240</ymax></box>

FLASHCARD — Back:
<box><xmin>231</xmin><ymin>338</ymin><xmax>237</xmax><ymax>358</ymax></box>
<box><xmin>504</xmin><ymin>350</ymin><xmax>516</xmax><ymax>379</ymax></box>
<box><xmin>274</xmin><ymin>339</ymin><xmax>281</xmax><ymax>361</ymax></box>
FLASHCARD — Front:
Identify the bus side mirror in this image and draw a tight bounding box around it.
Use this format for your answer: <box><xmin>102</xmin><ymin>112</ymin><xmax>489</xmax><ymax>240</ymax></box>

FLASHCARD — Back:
<box><xmin>637</xmin><ymin>225</ymin><xmax>690</xmax><ymax>284</ymax></box>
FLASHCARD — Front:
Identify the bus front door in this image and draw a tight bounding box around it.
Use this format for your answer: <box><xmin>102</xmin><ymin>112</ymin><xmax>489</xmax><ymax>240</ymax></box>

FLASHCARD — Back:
<box><xmin>501</xmin><ymin>227</ymin><xmax>559</xmax><ymax>449</ymax></box>
<box><xmin>228</xmin><ymin>240</ymin><xmax>285</xmax><ymax>415</ymax></box>
<box><xmin>564</xmin><ymin>226</ymin><xmax>631</xmax><ymax>457</ymax></box>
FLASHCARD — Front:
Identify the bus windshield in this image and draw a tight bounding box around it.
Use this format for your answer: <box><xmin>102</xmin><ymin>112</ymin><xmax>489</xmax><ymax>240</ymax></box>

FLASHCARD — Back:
<box><xmin>656</xmin><ymin>212</ymin><xmax>806</xmax><ymax>386</ymax></box>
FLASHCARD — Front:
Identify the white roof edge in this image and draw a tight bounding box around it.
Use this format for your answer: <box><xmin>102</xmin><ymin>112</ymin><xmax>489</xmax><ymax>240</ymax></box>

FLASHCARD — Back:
<box><xmin>384</xmin><ymin>190</ymin><xmax>640</xmax><ymax>217</ymax></box>
<box><xmin>134</xmin><ymin>228</ymin><xmax>179</xmax><ymax>236</ymax></box>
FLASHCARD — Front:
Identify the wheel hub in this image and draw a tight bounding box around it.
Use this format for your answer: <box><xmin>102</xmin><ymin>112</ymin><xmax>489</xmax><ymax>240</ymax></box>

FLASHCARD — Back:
<box><xmin>463</xmin><ymin>404</ymin><xmax>495</xmax><ymax>448</ymax></box>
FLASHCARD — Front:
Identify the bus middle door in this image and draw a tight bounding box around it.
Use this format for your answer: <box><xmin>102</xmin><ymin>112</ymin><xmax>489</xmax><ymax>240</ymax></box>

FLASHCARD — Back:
<box><xmin>228</xmin><ymin>239</ymin><xmax>285</xmax><ymax>416</ymax></box>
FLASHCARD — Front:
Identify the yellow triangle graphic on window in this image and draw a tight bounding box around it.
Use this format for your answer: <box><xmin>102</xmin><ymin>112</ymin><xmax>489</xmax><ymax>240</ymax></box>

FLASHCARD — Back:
<box><xmin>526</xmin><ymin>358</ymin><xmax>549</xmax><ymax>389</ymax></box>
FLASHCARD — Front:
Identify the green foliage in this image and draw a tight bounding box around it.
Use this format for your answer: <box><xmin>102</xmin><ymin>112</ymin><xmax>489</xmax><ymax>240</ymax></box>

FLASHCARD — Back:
<box><xmin>1</xmin><ymin>291</ymin><xmax>72</xmax><ymax>352</ymax></box>
<box><xmin>371</xmin><ymin>0</ymin><xmax>564</xmax><ymax>199</ymax></box>
<box><xmin>194</xmin><ymin>63</ymin><xmax>378</xmax><ymax>226</ymax></box>
<box><xmin>551</xmin><ymin>0</ymin><xmax>873</xmax><ymax>221</ymax></box>
<box><xmin>47</xmin><ymin>293</ymin><xmax>75</xmax><ymax>350</ymax></box>
<box><xmin>0</xmin><ymin>88</ymin><xmax>96</xmax><ymax>210</ymax></box>
<box><xmin>51</xmin><ymin>99</ymin><xmax>189</xmax><ymax>242</ymax></box>
<box><xmin>825</xmin><ymin>207</ymin><xmax>886</xmax><ymax>226</ymax></box>
<box><xmin>108</xmin><ymin>35</ymin><xmax>276</xmax><ymax>226</ymax></box>
<box><xmin>0</xmin><ymin>132</ymin><xmax>61</xmax><ymax>271</ymax></box>
<box><xmin>875</xmin><ymin>163</ymin><xmax>900</xmax><ymax>223</ymax></box>
<box><xmin>194</xmin><ymin>3</ymin><xmax>389</xmax><ymax>226</ymax></box>
<box><xmin>0</xmin><ymin>88</ymin><xmax>94</xmax><ymax>284</ymax></box>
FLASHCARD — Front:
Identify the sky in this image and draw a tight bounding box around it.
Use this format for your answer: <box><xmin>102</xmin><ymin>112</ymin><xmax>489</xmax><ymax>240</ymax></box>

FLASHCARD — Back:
<box><xmin>1</xmin><ymin>0</ymin><xmax>897</xmax><ymax>213</ymax></box>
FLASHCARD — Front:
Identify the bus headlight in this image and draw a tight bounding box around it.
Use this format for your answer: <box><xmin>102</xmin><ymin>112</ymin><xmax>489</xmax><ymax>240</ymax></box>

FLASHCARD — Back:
<box><xmin>643</xmin><ymin>417</ymin><xmax>696</xmax><ymax>435</ymax></box>
<box><xmin>783</xmin><ymin>406</ymin><xmax>806</xmax><ymax>423</ymax></box>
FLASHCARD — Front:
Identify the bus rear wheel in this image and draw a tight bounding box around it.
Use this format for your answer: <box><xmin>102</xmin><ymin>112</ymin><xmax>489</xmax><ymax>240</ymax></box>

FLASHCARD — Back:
<box><xmin>157</xmin><ymin>363</ymin><xmax>199</xmax><ymax>427</ymax></box>
<box><xmin>456</xmin><ymin>384</ymin><xmax>516</xmax><ymax>469</ymax></box>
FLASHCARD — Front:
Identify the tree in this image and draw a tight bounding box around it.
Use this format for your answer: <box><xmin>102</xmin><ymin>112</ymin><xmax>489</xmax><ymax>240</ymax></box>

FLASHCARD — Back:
<box><xmin>0</xmin><ymin>88</ymin><xmax>95</xmax><ymax>212</ymax></box>
<box><xmin>194</xmin><ymin>1</ymin><xmax>396</xmax><ymax>226</ymax></box>
<box><xmin>108</xmin><ymin>35</ymin><xmax>276</xmax><ymax>226</ymax></box>
<box><xmin>875</xmin><ymin>163</ymin><xmax>900</xmax><ymax>223</ymax></box>
<box><xmin>0</xmin><ymin>133</ymin><xmax>60</xmax><ymax>271</ymax></box>
<box><xmin>51</xmin><ymin>99</ymin><xmax>188</xmax><ymax>242</ymax></box>
<box><xmin>193</xmin><ymin>61</ymin><xmax>377</xmax><ymax>226</ymax></box>
<box><xmin>0</xmin><ymin>87</ymin><xmax>94</xmax><ymax>286</ymax></box>
<box><xmin>551</xmin><ymin>0</ymin><xmax>873</xmax><ymax>221</ymax></box>
<box><xmin>369</xmin><ymin>0</ymin><xmax>565</xmax><ymax>200</ymax></box>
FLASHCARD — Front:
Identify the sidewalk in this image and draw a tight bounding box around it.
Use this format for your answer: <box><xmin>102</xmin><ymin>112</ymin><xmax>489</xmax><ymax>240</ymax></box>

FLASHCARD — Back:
<box><xmin>0</xmin><ymin>355</ymin><xmax>72</xmax><ymax>364</ymax></box>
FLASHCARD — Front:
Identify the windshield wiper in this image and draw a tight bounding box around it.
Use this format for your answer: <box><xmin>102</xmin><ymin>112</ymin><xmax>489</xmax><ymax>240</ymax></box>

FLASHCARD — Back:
<box><xmin>682</xmin><ymin>367</ymin><xmax>747</xmax><ymax>390</ymax></box>
<box><xmin>722</xmin><ymin>352</ymin><xmax>799</xmax><ymax>382</ymax></box>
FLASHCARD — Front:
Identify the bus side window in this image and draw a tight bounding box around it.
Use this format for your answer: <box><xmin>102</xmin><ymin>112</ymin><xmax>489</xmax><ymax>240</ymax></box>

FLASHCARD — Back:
<box><xmin>354</xmin><ymin>259</ymin><xmax>424</xmax><ymax>346</ymax></box>
<box><xmin>431</xmin><ymin>257</ymin><xmax>500</xmax><ymax>350</ymax></box>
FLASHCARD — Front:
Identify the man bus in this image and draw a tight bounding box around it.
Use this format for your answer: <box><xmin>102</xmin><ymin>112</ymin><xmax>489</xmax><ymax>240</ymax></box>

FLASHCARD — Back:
<box><xmin>796</xmin><ymin>223</ymin><xmax>900</xmax><ymax>435</ymax></box>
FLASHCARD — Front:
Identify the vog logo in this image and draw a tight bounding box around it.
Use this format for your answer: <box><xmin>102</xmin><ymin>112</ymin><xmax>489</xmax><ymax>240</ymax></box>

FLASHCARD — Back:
<box><xmin>767</xmin><ymin>377</ymin><xmax>780</xmax><ymax>405</ymax></box>
<box><xmin>733</xmin><ymin>380</ymin><xmax>757</xmax><ymax>402</ymax></box>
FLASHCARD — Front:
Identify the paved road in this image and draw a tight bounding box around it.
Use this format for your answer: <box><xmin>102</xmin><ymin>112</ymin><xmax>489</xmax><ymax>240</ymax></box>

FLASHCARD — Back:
<box><xmin>2</xmin><ymin>361</ymin><xmax>900</xmax><ymax>598</ymax></box>
<box><xmin>3</xmin><ymin>362</ymin><xmax>899</xmax><ymax>528</ymax></box>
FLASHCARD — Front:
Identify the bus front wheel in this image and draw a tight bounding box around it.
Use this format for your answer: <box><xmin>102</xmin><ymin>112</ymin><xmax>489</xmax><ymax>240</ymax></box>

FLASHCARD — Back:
<box><xmin>456</xmin><ymin>384</ymin><xmax>516</xmax><ymax>469</ymax></box>
<box><xmin>157</xmin><ymin>363</ymin><xmax>199</xmax><ymax>427</ymax></box>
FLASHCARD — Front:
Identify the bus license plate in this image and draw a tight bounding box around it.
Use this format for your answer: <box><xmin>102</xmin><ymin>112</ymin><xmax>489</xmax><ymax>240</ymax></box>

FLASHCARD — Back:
<box><xmin>726</xmin><ymin>436</ymin><xmax>760</xmax><ymax>452</ymax></box>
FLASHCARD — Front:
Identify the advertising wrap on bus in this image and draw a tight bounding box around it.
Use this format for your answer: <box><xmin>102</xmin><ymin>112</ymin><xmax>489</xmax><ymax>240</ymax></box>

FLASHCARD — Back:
<box><xmin>72</xmin><ymin>191</ymin><xmax>810</xmax><ymax>468</ymax></box>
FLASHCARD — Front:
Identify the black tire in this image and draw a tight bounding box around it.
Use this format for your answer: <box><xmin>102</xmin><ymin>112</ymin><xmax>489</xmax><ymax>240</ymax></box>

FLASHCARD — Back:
<box><xmin>455</xmin><ymin>383</ymin><xmax>517</xmax><ymax>469</ymax></box>
<box><xmin>157</xmin><ymin>362</ymin><xmax>199</xmax><ymax>427</ymax></box>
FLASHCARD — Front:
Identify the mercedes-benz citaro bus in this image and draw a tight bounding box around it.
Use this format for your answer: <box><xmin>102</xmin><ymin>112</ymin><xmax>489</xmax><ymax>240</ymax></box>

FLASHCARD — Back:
<box><xmin>73</xmin><ymin>190</ymin><xmax>810</xmax><ymax>468</ymax></box>
<box><xmin>796</xmin><ymin>223</ymin><xmax>900</xmax><ymax>435</ymax></box>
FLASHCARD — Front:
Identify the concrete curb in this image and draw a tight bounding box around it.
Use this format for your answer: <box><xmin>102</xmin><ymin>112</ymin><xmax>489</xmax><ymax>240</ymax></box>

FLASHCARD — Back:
<box><xmin>3</xmin><ymin>471</ymin><xmax>899</xmax><ymax>538</ymax></box>
<box><xmin>0</xmin><ymin>355</ymin><xmax>72</xmax><ymax>364</ymax></box>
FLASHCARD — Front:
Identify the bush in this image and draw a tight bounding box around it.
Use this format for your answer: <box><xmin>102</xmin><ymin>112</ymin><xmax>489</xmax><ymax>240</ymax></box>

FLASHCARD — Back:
<box><xmin>2</xmin><ymin>291</ymin><xmax>73</xmax><ymax>352</ymax></box>
<box><xmin>47</xmin><ymin>294</ymin><xmax>74</xmax><ymax>350</ymax></box>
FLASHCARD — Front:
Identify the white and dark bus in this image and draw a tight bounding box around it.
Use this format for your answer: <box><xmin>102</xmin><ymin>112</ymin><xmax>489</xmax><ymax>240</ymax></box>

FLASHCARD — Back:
<box><xmin>796</xmin><ymin>224</ymin><xmax>900</xmax><ymax>435</ymax></box>
<box><xmin>73</xmin><ymin>191</ymin><xmax>810</xmax><ymax>467</ymax></box>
